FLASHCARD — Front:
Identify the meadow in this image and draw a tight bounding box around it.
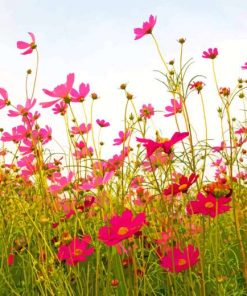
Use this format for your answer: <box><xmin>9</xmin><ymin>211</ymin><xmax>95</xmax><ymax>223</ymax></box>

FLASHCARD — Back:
<box><xmin>0</xmin><ymin>15</ymin><xmax>247</xmax><ymax>295</ymax></box>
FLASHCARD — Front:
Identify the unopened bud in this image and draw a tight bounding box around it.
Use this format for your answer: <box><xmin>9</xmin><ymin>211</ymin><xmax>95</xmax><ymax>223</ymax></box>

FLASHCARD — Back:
<box><xmin>120</xmin><ymin>83</ymin><xmax>127</xmax><ymax>90</ymax></box>
<box><xmin>91</xmin><ymin>93</ymin><xmax>98</xmax><ymax>100</ymax></box>
<box><xmin>178</xmin><ymin>38</ymin><xmax>186</xmax><ymax>44</ymax></box>
<box><xmin>27</xmin><ymin>69</ymin><xmax>32</xmax><ymax>75</ymax></box>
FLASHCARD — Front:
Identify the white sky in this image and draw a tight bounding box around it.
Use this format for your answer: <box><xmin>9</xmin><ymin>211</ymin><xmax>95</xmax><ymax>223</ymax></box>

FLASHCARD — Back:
<box><xmin>1</xmin><ymin>0</ymin><xmax>247</xmax><ymax>158</ymax></box>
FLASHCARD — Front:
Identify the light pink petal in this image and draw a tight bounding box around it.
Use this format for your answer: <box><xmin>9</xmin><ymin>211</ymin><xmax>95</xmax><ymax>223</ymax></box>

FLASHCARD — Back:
<box><xmin>28</xmin><ymin>32</ymin><xmax>35</xmax><ymax>43</ymax></box>
<box><xmin>0</xmin><ymin>88</ymin><xmax>8</xmax><ymax>100</ymax></box>
<box><xmin>40</xmin><ymin>99</ymin><xmax>60</xmax><ymax>108</ymax></box>
<box><xmin>21</xmin><ymin>48</ymin><xmax>33</xmax><ymax>55</ymax></box>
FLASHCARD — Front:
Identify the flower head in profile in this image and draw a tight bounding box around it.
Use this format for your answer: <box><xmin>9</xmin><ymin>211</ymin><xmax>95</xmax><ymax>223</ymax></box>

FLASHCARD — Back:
<box><xmin>202</xmin><ymin>48</ymin><xmax>218</xmax><ymax>59</ymax></box>
<box><xmin>137</xmin><ymin>132</ymin><xmax>189</xmax><ymax>157</ymax></box>
<box><xmin>96</xmin><ymin>119</ymin><xmax>110</xmax><ymax>127</ymax></box>
<box><xmin>98</xmin><ymin>209</ymin><xmax>146</xmax><ymax>246</ymax></box>
<box><xmin>164</xmin><ymin>98</ymin><xmax>182</xmax><ymax>117</ymax></box>
<box><xmin>57</xmin><ymin>236</ymin><xmax>94</xmax><ymax>266</ymax></box>
<box><xmin>8</xmin><ymin>98</ymin><xmax>36</xmax><ymax>117</ymax></box>
<box><xmin>113</xmin><ymin>130</ymin><xmax>130</xmax><ymax>146</ymax></box>
<box><xmin>186</xmin><ymin>192</ymin><xmax>231</xmax><ymax>218</ymax></box>
<box><xmin>40</xmin><ymin>73</ymin><xmax>75</xmax><ymax>108</ymax></box>
<box><xmin>160</xmin><ymin>245</ymin><xmax>199</xmax><ymax>273</ymax></box>
<box><xmin>70</xmin><ymin>82</ymin><xmax>90</xmax><ymax>102</ymax></box>
<box><xmin>134</xmin><ymin>15</ymin><xmax>157</xmax><ymax>40</ymax></box>
<box><xmin>0</xmin><ymin>88</ymin><xmax>10</xmax><ymax>109</ymax></box>
<box><xmin>17</xmin><ymin>32</ymin><xmax>36</xmax><ymax>55</ymax></box>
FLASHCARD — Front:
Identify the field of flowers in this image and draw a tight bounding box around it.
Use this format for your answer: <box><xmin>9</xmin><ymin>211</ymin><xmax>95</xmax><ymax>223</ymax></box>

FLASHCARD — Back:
<box><xmin>0</xmin><ymin>15</ymin><xmax>247</xmax><ymax>295</ymax></box>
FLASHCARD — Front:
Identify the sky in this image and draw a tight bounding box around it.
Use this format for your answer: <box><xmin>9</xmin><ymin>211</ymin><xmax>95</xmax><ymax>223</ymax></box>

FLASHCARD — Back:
<box><xmin>0</xmin><ymin>0</ymin><xmax>247</xmax><ymax>158</ymax></box>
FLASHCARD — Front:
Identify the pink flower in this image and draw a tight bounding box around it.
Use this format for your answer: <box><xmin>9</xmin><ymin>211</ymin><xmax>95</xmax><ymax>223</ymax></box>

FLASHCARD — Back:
<box><xmin>0</xmin><ymin>88</ymin><xmax>10</xmax><ymax>109</ymax></box>
<box><xmin>140</xmin><ymin>104</ymin><xmax>154</xmax><ymax>119</ymax></box>
<box><xmin>113</xmin><ymin>130</ymin><xmax>130</xmax><ymax>146</ymax></box>
<box><xmin>160</xmin><ymin>245</ymin><xmax>199</xmax><ymax>273</ymax></box>
<box><xmin>96</xmin><ymin>119</ymin><xmax>110</xmax><ymax>127</ymax></box>
<box><xmin>17</xmin><ymin>32</ymin><xmax>36</xmax><ymax>55</ymax></box>
<box><xmin>49</xmin><ymin>171</ymin><xmax>74</xmax><ymax>193</ymax></box>
<box><xmin>98</xmin><ymin>209</ymin><xmax>146</xmax><ymax>246</ymax></box>
<box><xmin>71</xmin><ymin>123</ymin><xmax>91</xmax><ymax>135</ymax></box>
<box><xmin>52</xmin><ymin>101</ymin><xmax>68</xmax><ymax>115</ymax></box>
<box><xmin>186</xmin><ymin>192</ymin><xmax>231</xmax><ymax>218</ymax></box>
<box><xmin>241</xmin><ymin>62</ymin><xmax>247</xmax><ymax>70</ymax></box>
<box><xmin>202</xmin><ymin>48</ymin><xmax>218</xmax><ymax>59</ymax></box>
<box><xmin>212</xmin><ymin>141</ymin><xmax>227</xmax><ymax>152</ymax></box>
<box><xmin>79</xmin><ymin>171</ymin><xmax>114</xmax><ymax>190</ymax></box>
<box><xmin>57</xmin><ymin>236</ymin><xmax>94</xmax><ymax>266</ymax></box>
<box><xmin>73</xmin><ymin>141</ymin><xmax>93</xmax><ymax>159</ymax></box>
<box><xmin>137</xmin><ymin>132</ymin><xmax>189</xmax><ymax>157</ymax></box>
<box><xmin>134</xmin><ymin>15</ymin><xmax>157</xmax><ymax>40</ymax></box>
<box><xmin>8</xmin><ymin>253</ymin><xmax>15</xmax><ymax>266</ymax></box>
<box><xmin>8</xmin><ymin>98</ymin><xmax>36</xmax><ymax>117</ymax></box>
<box><xmin>164</xmin><ymin>98</ymin><xmax>182</xmax><ymax>117</ymax></box>
<box><xmin>142</xmin><ymin>151</ymin><xmax>171</xmax><ymax>172</ymax></box>
<box><xmin>40</xmin><ymin>73</ymin><xmax>75</xmax><ymax>108</ymax></box>
<box><xmin>70</xmin><ymin>82</ymin><xmax>90</xmax><ymax>102</ymax></box>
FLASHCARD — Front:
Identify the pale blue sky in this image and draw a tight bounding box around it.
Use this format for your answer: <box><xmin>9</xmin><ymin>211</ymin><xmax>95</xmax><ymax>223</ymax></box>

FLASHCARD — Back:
<box><xmin>1</xmin><ymin>0</ymin><xmax>247</xmax><ymax>156</ymax></box>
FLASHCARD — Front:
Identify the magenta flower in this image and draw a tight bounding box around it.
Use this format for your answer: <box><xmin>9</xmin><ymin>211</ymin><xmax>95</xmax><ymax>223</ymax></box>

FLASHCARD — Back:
<box><xmin>113</xmin><ymin>130</ymin><xmax>130</xmax><ymax>146</ymax></box>
<box><xmin>160</xmin><ymin>245</ymin><xmax>199</xmax><ymax>273</ymax></box>
<box><xmin>73</xmin><ymin>141</ymin><xmax>93</xmax><ymax>159</ymax></box>
<box><xmin>96</xmin><ymin>119</ymin><xmax>110</xmax><ymax>127</ymax></box>
<box><xmin>134</xmin><ymin>15</ymin><xmax>157</xmax><ymax>40</ymax></box>
<box><xmin>164</xmin><ymin>98</ymin><xmax>182</xmax><ymax>117</ymax></box>
<box><xmin>57</xmin><ymin>236</ymin><xmax>94</xmax><ymax>266</ymax></box>
<box><xmin>0</xmin><ymin>88</ymin><xmax>10</xmax><ymax>109</ymax></box>
<box><xmin>8</xmin><ymin>98</ymin><xmax>36</xmax><ymax>117</ymax></box>
<box><xmin>40</xmin><ymin>73</ymin><xmax>75</xmax><ymax>108</ymax></box>
<box><xmin>137</xmin><ymin>132</ymin><xmax>189</xmax><ymax>157</ymax></box>
<box><xmin>202</xmin><ymin>48</ymin><xmax>218</xmax><ymax>59</ymax></box>
<box><xmin>163</xmin><ymin>173</ymin><xmax>198</xmax><ymax>196</ymax></box>
<box><xmin>186</xmin><ymin>192</ymin><xmax>231</xmax><ymax>218</ymax></box>
<box><xmin>140</xmin><ymin>103</ymin><xmax>154</xmax><ymax>119</ymax></box>
<box><xmin>52</xmin><ymin>101</ymin><xmax>68</xmax><ymax>115</ymax></box>
<box><xmin>17</xmin><ymin>32</ymin><xmax>36</xmax><ymax>55</ymax></box>
<box><xmin>98</xmin><ymin>209</ymin><xmax>146</xmax><ymax>246</ymax></box>
<box><xmin>70</xmin><ymin>82</ymin><xmax>90</xmax><ymax>102</ymax></box>
<box><xmin>241</xmin><ymin>62</ymin><xmax>247</xmax><ymax>70</ymax></box>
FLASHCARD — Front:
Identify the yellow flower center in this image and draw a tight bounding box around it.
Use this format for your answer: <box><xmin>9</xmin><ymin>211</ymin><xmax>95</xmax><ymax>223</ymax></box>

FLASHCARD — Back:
<box><xmin>178</xmin><ymin>258</ymin><xmax>186</xmax><ymax>266</ymax></box>
<box><xmin>74</xmin><ymin>249</ymin><xmax>83</xmax><ymax>256</ymax></box>
<box><xmin>205</xmin><ymin>201</ymin><xmax>214</xmax><ymax>209</ymax></box>
<box><xmin>117</xmin><ymin>227</ymin><xmax>129</xmax><ymax>236</ymax></box>
<box><xmin>178</xmin><ymin>184</ymin><xmax>188</xmax><ymax>191</ymax></box>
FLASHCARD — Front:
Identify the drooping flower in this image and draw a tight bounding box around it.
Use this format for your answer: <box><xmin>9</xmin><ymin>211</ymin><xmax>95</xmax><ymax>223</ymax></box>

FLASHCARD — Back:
<box><xmin>163</xmin><ymin>173</ymin><xmax>198</xmax><ymax>196</ymax></box>
<box><xmin>57</xmin><ymin>236</ymin><xmax>94</xmax><ymax>266</ymax></box>
<box><xmin>0</xmin><ymin>88</ymin><xmax>10</xmax><ymax>109</ymax></box>
<box><xmin>113</xmin><ymin>130</ymin><xmax>131</xmax><ymax>146</ymax></box>
<box><xmin>96</xmin><ymin>119</ymin><xmax>110</xmax><ymax>127</ymax></box>
<box><xmin>140</xmin><ymin>103</ymin><xmax>154</xmax><ymax>119</ymax></box>
<box><xmin>164</xmin><ymin>98</ymin><xmax>182</xmax><ymax>117</ymax></box>
<box><xmin>202</xmin><ymin>48</ymin><xmax>218</xmax><ymax>59</ymax></box>
<box><xmin>186</xmin><ymin>192</ymin><xmax>231</xmax><ymax>218</ymax></box>
<box><xmin>17</xmin><ymin>32</ymin><xmax>36</xmax><ymax>55</ymax></box>
<box><xmin>98</xmin><ymin>209</ymin><xmax>146</xmax><ymax>246</ymax></box>
<box><xmin>134</xmin><ymin>15</ymin><xmax>157</xmax><ymax>40</ymax></box>
<box><xmin>160</xmin><ymin>245</ymin><xmax>199</xmax><ymax>273</ymax></box>
<box><xmin>40</xmin><ymin>73</ymin><xmax>75</xmax><ymax>108</ymax></box>
<box><xmin>136</xmin><ymin>132</ymin><xmax>189</xmax><ymax>157</ymax></box>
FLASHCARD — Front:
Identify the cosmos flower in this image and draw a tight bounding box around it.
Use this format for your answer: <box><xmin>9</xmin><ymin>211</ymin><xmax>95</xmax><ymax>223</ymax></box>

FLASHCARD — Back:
<box><xmin>163</xmin><ymin>173</ymin><xmax>198</xmax><ymax>196</ymax></box>
<box><xmin>134</xmin><ymin>15</ymin><xmax>157</xmax><ymax>40</ymax></box>
<box><xmin>57</xmin><ymin>236</ymin><xmax>94</xmax><ymax>266</ymax></box>
<box><xmin>186</xmin><ymin>192</ymin><xmax>231</xmax><ymax>218</ymax></box>
<box><xmin>202</xmin><ymin>48</ymin><xmax>218</xmax><ymax>59</ymax></box>
<box><xmin>98</xmin><ymin>209</ymin><xmax>146</xmax><ymax>246</ymax></box>
<box><xmin>160</xmin><ymin>245</ymin><xmax>199</xmax><ymax>273</ymax></box>
<box><xmin>0</xmin><ymin>88</ymin><xmax>10</xmax><ymax>109</ymax></box>
<box><xmin>113</xmin><ymin>130</ymin><xmax>130</xmax><ymax>146</ymax></box>
<box><xmin>137</xmin><ymin>132</ymin><xmax>189</xmax><ymax>157</ymax></box>
<box><xmin>17</xmin><ymin>32</ymin><xmax>36</xmax><ymax>55</ymax></box>
<box><xmin>164</xmin><ymin>98</ymin><xmax>182</xmax><ymax>117</ymax></box>
<box><xmin>140</xmin><ymin>103</ymin><xmax>154</xmax><ymax>119</ymax></box>
<box><xmin>96</xmin><ymin>119</ymin><xmax>110</xmax><ymax>127</ymax></box>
